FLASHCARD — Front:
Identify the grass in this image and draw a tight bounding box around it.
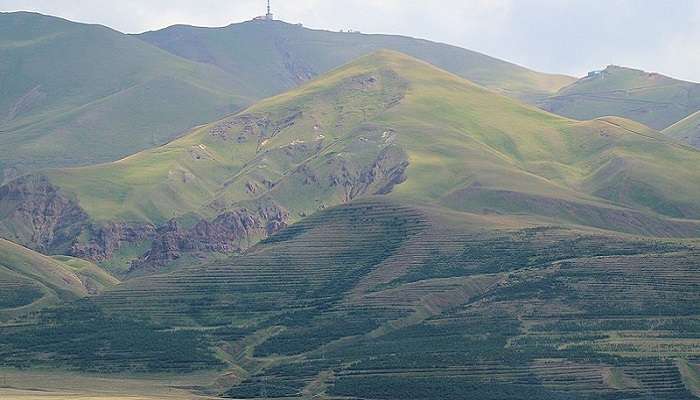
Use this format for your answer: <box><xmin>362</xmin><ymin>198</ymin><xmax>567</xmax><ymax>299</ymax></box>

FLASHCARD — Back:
<box><xmin>1</xmin><ymin>13</ymin><xmax>575</xmax><ymax>182</ymax></box>
<box><xmin>0</xmin><ymin>368</ymin><xmax>222</xmax><ymax>400</ymax></box>
<box><xmin>138</xmin><ymin>19</ymin><xmax>574</xmax><ymax>103</ymax></box>
<box><xmin>67</xmin><ymin>201</ymin><xmax>700</xmax><ymax>397</ymax></box>
<box><xmin>664</xmin><ymin>110</ymin><xmax>700</xmax><ymax>148</ymax></box>
<box><xmin>1</xmin><ymin>199</ymin><xmax>698</xmax><ymax>398</ymax></box>
<box><xmin>0</xmin><ymin>12</ymin><xmax>253</xmax><ymax>180</ymax></box>
<box><xmin>41</xmin><ymin>50</ymin><xmax>700</xmax><ymax>239</ymax></box>
<box><xmin>51</xmin><ymin>255</ymin><xmax>120</xmax><ymax>293</ymax></box>
<box><xmin>0</xmin><ymin>238</ymin><xmax>117</xmax><ymax>316</ymax></box>
<box><xmin>678</xmin><ymin>359</ymin><xmax>700</xmax><ymax>397</ymax></box>
<box><xmin>540</xmin><ymin>65</ymin><xmax>700</xmax><ymax>130</ymax></box>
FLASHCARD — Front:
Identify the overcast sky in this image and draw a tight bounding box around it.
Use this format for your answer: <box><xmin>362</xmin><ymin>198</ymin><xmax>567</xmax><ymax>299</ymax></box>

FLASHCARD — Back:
<box><xmin>1</xmin><ymin>0</ymin><xmax>698</xmax><ymax>82</ymax></box>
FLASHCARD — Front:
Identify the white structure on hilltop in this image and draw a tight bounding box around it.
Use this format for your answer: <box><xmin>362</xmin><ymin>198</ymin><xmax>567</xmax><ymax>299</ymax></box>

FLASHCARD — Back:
<box><xmin>253</xmin><ymin>0</ymin><xmax>274</xmax><ymax>21</ymax></box>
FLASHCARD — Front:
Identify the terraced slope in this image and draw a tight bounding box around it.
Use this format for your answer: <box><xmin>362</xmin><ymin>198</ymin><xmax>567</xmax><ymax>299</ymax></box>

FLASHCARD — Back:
<box><xmin>0</xmin><ymin>11</ymin><xmax>253</xmax><ymax>181</ymax></box>
<box><xmin>4</xmin><ymin>50</ymin><xmax>699</xmax><ymax>271</ymax></box>
<box><xmin>3</xmin><ymin>199</ymin><xmax>697</xmax><ymax>399</ymax></box>
<box><xmin>138</xmin><ymin>19</ymin><xmax>574</xmax><ymax>102</ymax></box>
<box><xmin>0</xmin><ymin>238</ymin><xmax>117</xmax><ymax>316</ymax></box>
<box><xmin>664</xmin><ymin>111</ymin><xmax>700</xmax><ymax>148</ymax></box>
<box><xmin>539</xmin><ymin>65</ymin><xmax>700</xmax><ymax>130</ymax></box>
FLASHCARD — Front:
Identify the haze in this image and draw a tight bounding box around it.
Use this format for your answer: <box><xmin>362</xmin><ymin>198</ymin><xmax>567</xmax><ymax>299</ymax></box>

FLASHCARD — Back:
<box><xmin>1</xmin><ymin>0</ymin><xmax>698</xmax><ymax>82</ymax></box>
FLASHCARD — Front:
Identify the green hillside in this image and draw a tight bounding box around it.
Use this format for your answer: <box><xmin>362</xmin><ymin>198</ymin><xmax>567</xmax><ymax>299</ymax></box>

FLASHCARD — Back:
<box><xmin>44</xmin><ymin>51</ymin><xmax>700</xmax><ymax>234</ymax></box>
<box><xmin>664</xmin><ymin>110</ymin><xmax>700</xmax><ymax>148</ymax></box>
<box><xmin>539</xmin><ymin>65</ymin><xmax>700</xmax><ymax>130</ymax></box>
<box><xmin>1</xmin><ymin>50</ymin><xmax>699</xmax><ymax>400</ymax></box>
<box><xmin>0</xmin><ymin>11</ymin><xmax>254</xmax><ymax>181</ymax></box>
<box><xmin>0</xmin><ymin>238</ymin><xmax>117</xmax><ymax>316</ymax></box>
<box><xmin>2</xmin><ymin>199</ymin><xmax>698</xmax><ymax>399</ymax></box>
<box><xmin>0</xmin><ymin>12</ymin><xmax>577</xmax><ymax>182</ymax></box>
<box><xmin>137</xmin><ymin>20</ymin><xmax>574</xmax><ymax>102</ymax></box>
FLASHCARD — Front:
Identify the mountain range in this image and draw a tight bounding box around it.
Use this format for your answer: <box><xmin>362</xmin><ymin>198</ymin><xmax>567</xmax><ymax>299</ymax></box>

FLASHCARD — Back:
<box><xmin>0</xmin><ymin>11</ymin><xmax>699</xmax><ymax>400</ymax></box>
<box><xmin>0</xmin><ymin>12</ymin><xmax>574</xmax><ymax>182</ymax></box>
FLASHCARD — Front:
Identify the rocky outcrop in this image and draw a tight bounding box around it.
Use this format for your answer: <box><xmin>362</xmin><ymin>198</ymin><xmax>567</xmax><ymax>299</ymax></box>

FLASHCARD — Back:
<box><xmin>130</xmin><ymin>203</ymin><xmax>289</xmax><ymax>271</ymax></box>
<box><xmin>328</xmin><ymin>145</ymin><xmax>409</xmax><ymax>201</ymax></box>
<box><xmin>0</xmin><ymin>174</ymin><xmax>291</xmax><ymax>272</ymax></box>
<box><xmin>209</xmin><ymin>110</ymin><xmax>302</xmax><ymax>144</ymax></box>
<box><xmin>0</xmin><ymin>175</ymin><xmax>88</xmax><ymax>253</ymax></box>
<box><xmin>5</xmin><ymin>85</ymin><xmax>47</xmax><ymax>123</ymax></box>
<box><xmin>71</xmin><ymin>222</ymin><xmax>156</xmax><ymax>262</ymax></box>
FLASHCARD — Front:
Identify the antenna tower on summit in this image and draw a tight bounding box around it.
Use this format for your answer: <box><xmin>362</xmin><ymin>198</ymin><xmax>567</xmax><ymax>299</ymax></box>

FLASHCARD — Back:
<box><xmin>266</xmin><ymin>0</ymin><xmax>274</xmax><ymax>20</ymax></box>
<box><xmin>253</xmin><ymin>0</ymin><xmax>274</xmax><ymax>21</ymax></box>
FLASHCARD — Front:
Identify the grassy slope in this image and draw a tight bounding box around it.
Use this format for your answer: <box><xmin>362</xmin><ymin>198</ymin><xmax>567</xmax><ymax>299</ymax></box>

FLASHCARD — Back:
<box><xmin>664</xmin><ymin>110</ymin><xmax>700</xmax><ymax>148</ymax></box>
<box><xmin>0</xmin><ymin>12</ymin><xmax>253</xmax><ymax>179</ymax></box>
<box><xmin>539</xmin><ymin>65</ymin><xmax>700</xmax><ymax>130</ymax></box>
<box><xmin>0</xmin><ymin>13</ymin><xmax>576</xmax><ymax>181</ymax></box>
<box><xmin>51</xmin><ymin>255</ymin><xmax>120</xmax><ymax>293</ymax></box>
<box><xmin>0</xmin><ymin>239</ymin><xmax>117</xmax><ymax>316</ymax></box>
<box><xmin>137</xmin><ymin>20</ymin><xmax>574</xmax><ymax>102</ymax></box>
<box><xmin>22</xmin><ymin>199</ymin><xmax>694</xmax><ymax>399</ymax></box>
<box><xmin>0</xmin><ymin>369</ymin><xmax>221</xmax><ymax>400</ymax></box>
<box><xmin>45</xmin><ymin>51</ymin><xmax>700</xmax><ymax>238</ymax></box>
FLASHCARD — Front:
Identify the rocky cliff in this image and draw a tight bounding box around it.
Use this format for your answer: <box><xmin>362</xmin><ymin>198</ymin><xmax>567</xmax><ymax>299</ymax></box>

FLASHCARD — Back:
<box><xmin>130</xmin><ymin>203</ymin><xmax>289</xmax><ymax>271</ymax></box>
<box><xmin>0</xmin><ymin>175</ymin><xmax>88</xmax><ymax>253</ymax></box>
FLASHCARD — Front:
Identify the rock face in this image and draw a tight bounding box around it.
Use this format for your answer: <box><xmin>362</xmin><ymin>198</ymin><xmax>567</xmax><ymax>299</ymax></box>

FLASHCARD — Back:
<box><xmin>0</xmin><ymin>174</ymin><xmax>291</xmax><ymax>273</ymax></box>
<box><xmin>71</xmin><ymin>222</ymin><xmax>156</xmax><ymax>262</ymax></box>
<box><xmin>130</xmin><ymin>204</ymin><xmax>289</xmax><ymax>271</ymax></box>
<box><xmin>0</xmin><ymin>175</ymin><xmax>88</xmax><ymax>253</ymax></box>
<box><xmin>327</xmin><ymin>145</ymin><xmax>409</xmax><ymax>201</ymax></box>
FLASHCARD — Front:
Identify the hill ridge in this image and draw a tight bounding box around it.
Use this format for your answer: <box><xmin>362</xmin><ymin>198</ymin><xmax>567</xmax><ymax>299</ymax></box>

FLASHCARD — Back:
<box><xmin>1</xmin><ymin>50</ymin><xmax>698</xmax><ymax>273</ymax></box>
<box><xmin>539</xmin><ymin>64</ymin><xmax>700</xmax><ymax>131</ymax></box>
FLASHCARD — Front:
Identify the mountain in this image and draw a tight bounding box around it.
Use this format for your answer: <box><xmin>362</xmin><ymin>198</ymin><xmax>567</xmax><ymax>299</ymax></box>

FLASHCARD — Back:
<box><xmin>3</xmin><ymin>50</ymin><xmax>699</xmax><ymax>273</ymax></box>
<box><xmin>0</xmin><ymin>11</ymin><xmax>255</xmax><ymax>182</ymax></box>
<box><xmin>1</xmin><ymin>50</ymin><xmax>699</xmax><ymax>400</ymax></box>
<box><xmin>0</xmin><ymin>238</ymin><xmax>117</xmax><ymax>317</ymax></box>
<box><xmin>664</xmin><ymin>110</ymin><xmax>700</xmax><ymax>148</ymax></box>
<box><xmin>0</xmin><ymin>13</ymin><xmax>578</xmax><ymax>183</ymax></box>
<box><xmin>2</xmin><ymin>199</ymin><xmax>698</xmax><ymax>398</ymax></box>
<box><xmin>137</xmin><ymin>19</ymin><xmax>574</xmax><ymax>102</ymax></box>
<box><xmin>539</xmin><ymin>65</ymin><xmax>700</xmax><ymax>131</ymax></box>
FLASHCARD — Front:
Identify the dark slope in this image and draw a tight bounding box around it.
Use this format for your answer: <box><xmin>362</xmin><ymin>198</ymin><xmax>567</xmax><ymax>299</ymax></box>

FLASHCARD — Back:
<box><xmin>0</xmin><ymin>12</ymin><xmax>254</xmax><ymax>181</ymax></box>
<box><xmin>2</xmin><ymin>199</ymin><xmax>697</xmax><ymax>399</ymax></box>
<box><xmin>540</xmin><ymin>65</ymin><xmax>700</xmax><ymax>131</ymax></box>
<box><xmin>137</xmin><ymin>19</ymin><xmax>574</xmax><ymax>102</ymax></box>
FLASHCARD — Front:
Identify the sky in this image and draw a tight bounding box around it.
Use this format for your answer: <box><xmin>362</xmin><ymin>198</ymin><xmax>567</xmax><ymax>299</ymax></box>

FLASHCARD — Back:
<box><xmin>1</xmin><ymin>0</ymin><xmax>699</xmax><ymax>82</ymax></box>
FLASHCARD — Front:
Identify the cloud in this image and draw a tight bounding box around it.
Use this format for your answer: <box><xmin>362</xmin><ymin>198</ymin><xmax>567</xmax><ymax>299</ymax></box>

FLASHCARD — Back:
<box><xmin>0</xmin><ymin>0</ymin><xmax>698</xmax><ymax>81</ymax></box>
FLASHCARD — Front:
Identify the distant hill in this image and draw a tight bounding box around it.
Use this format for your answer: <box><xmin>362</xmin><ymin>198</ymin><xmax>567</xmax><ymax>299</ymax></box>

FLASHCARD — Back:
<box><xmin>136</xmin><ymin>19</ymin><xmax>574</xmax><ymax>102</ymax></box>
<box><xmin>3</xmin><ymin>51</ymin><xmax>698</xmax><ymax>271</ymax></box>
<box><xmin>0</xmin><ymin>12</ymin><xmax>255</xmax><ymax>181</ymax></box>
<box><xmin>539</xmin><ymin>65</ymin><xmax>700</xmax><ymax>131</ymax></box>
<box><xmin>664</xmin><ymin>110</ymin><xmax>700</xmax><ymax>148</ymax></box>
<box><xmin>0</xmin><ymin>13</ymin><xmax>575</xmax><ymax>182</ymax></box>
